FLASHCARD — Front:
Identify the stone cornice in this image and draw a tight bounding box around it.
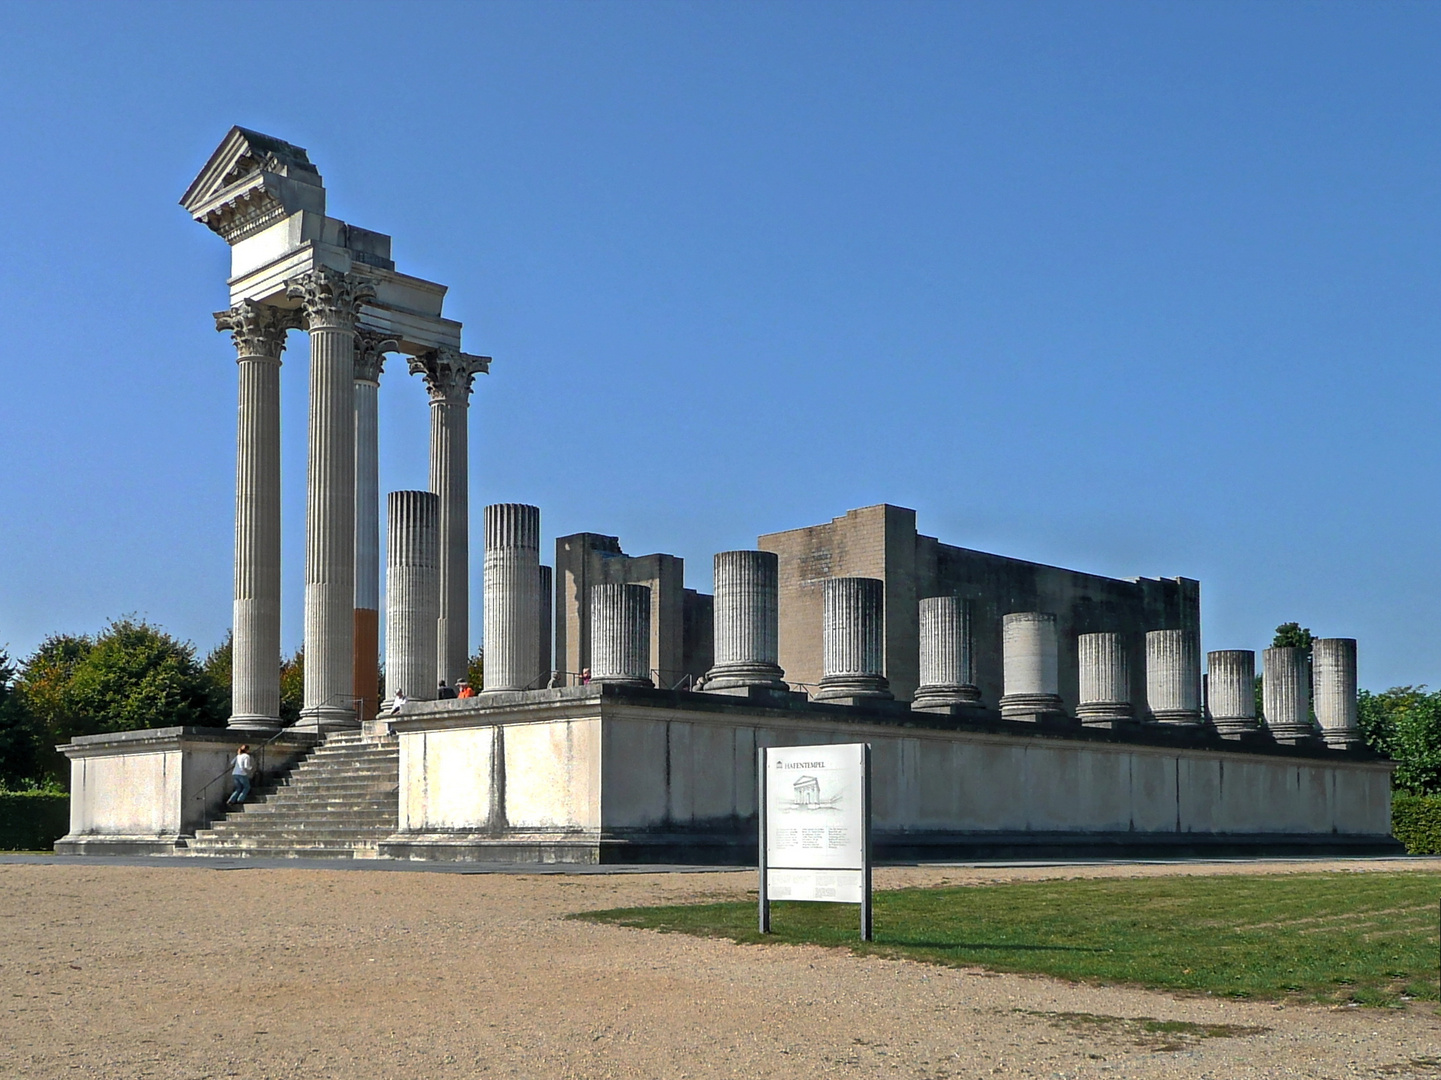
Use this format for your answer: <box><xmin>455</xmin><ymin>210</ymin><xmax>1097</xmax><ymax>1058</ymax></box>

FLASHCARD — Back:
<box><xmin>354</xmin><ymin>330</ymin><xmax>399</xmax><ymax>383</ymax></box>
<box><xmin>285</xmin><ymin>266</ymin><xmax>376</xmax><ymax>331</ymax></box>
<box><xmin>409</xmin><ymin>347</ymin><xmax>492</xmax><ymax>405</ymax></box>
<box><xmin>214</xmin><ymin>301</ymin><xmax>304</xmax><ymax>360</ymax></box>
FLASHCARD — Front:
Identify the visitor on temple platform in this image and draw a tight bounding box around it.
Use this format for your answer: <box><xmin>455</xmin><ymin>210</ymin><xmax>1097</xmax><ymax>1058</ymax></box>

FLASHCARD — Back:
<box><xmin>456</xmin><ymin>681</ymin><xmax>475</xmax><ymax>698</ymax></box>
<box><xmin>437</xmin><ymin>681</ymin><xmax>458</xmax><ymax>699</ymax></box>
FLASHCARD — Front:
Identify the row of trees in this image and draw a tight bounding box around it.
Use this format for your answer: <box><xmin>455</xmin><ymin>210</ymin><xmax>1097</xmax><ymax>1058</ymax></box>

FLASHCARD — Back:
<box><xmin>0</xmin><ymin>619</ymin><xmax>306</xmax><ymax>789</ymax></box>
<box><xmin>0</xmin><ymin>616</ymin><xmax>486</xmax><ymax>791</ymax></box>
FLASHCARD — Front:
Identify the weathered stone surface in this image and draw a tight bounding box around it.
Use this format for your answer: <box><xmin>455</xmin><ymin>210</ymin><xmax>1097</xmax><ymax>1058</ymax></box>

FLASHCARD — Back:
<box><xmin>538</xmin><ymin>564</ymin><xmax>553</xmax><ymax>689</ymax></box>
<box><xmin>912</xmin><ymin>596</ymin><xmax>982</xmax><ymax>711</ymax></box>
<box><xmin>815</xmin><ymin>577</ymin><xmax>892</xmax><ymax>703</ymax></box>
<box><xmin>703</xmin><ymin>551</ymin><xmax>787</xmax><ymax>693</ymax></box>
<box><xmin>483</xmin><ymin>504</ymin><xmax>542</xmax><ymax>692</ymax></box>
<box><xmin>215</xmin><ymin>301</ymin><xmax>297</xmax><ymax>732</ymax></box>
<box><xmin>1207</xmin><ymin>649</ymin><xmax>1258</xmax><ymax>738</ymax></box>
<box><xmin>352</xmin><ymin>339</ymin><xmax>385</xmax><ymax>725</ymax></box>
<box><xmin>999</xmin><ymin>612</ymin><xmax>1064</xmax><ymax>720</ymax></box>
<box><xmin>384</xmin><ymin>490</ymin><xmax>440</xmax><ymax>709</ymax></box>
<box><xmin>1146</xmin><ymin>629</ymin><xmax>1202</xmax><ymax>726</ymax></box>
<box><xmin>289</xmin><ymin>268</ymin><xmax>375</xmax><ymax>731</ymax></box>
<box><xmin>590</xmin><ymin>584</ymin><xmax>653</xmax><ymax>687</ymax></box>
<box><xmin>1263</xmin><ymin>646</ymin><xmax>1314</xmax><ymax>742</ymax></box>
<box><xmin>1314</xmin><ymin>638</ymin><xmax>1360</xmax><ymax>749</ymax></box>
<box><xmin>1077</xmin><ymin>632</ymin><xmax>1131</xmax><ymax>725</ymax></box>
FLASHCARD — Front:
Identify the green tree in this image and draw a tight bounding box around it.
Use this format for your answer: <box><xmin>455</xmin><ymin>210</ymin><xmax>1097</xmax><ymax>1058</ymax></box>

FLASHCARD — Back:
<box><xmin>0</xmin><ymin>648</ymin><xmax>43</xmax><ymax>789</ymax></box>
<box><xmin>202</xmin><ymin>631</ymin><xmax>233</xmax><ymax>723</ymax></box>
<box><xmin>17</xmin><ymin>633</ymin><xmax>94</xmax><ymax>783</ymax></box>
<box><xmin>1272</xmin><ymin>622</ymin><xmax>1314</xmax><ymax>649</ymax></box>
<box><xmin>63</xmin><ymin>618</ymin><xmax>220</xmax><ymax>733</ymax></box>
<box><xmin>279</xmin><ymin>647</ymin><xmax>304</xmax><ymax>724</ymax></box>
<box><xmin>466</xmin><ymin>649</ymin><xmax>484</xmax><ymax>692</ymax></box>
<box><xmin>1358</xmin><ymin>686</ymin><xmax>1441</xmax><ymax>795</ymax></box>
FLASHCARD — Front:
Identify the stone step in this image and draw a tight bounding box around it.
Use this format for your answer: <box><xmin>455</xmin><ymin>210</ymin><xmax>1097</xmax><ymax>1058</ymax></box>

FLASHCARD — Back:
<box><xmin>197</xmin><ymin>829</ymin><xmax>395</xmax><ymax>844</ymax></box>
<box><xmin>221</xmin><ymin>809</ymin><xmax>397</xmax><ymax>823</ymax></box>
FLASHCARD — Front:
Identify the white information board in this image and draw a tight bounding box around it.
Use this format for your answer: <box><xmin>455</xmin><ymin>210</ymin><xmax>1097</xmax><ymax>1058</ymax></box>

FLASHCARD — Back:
<box><xmin>759</xmin><ymin>742</ymin><xmax>871</xmax><ymax>939</ymax></box>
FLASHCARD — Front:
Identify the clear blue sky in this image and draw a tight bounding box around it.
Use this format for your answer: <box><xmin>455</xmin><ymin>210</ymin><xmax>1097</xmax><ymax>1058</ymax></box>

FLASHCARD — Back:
<box><xmin>1</xmin><ymin>1</ymin><xmax>1438</xmax><ymax>691</ymax></box>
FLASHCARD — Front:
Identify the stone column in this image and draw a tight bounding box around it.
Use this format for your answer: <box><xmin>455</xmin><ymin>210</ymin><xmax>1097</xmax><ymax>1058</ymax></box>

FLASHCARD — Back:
<box><xmin>352</xmin><ymin>332</ymin><xmax>392</xmax><ymax>724</ymax></box>
<box><xmin>1146</xmin><ymin>629</ymin><xmax>1202</xmax><ymax>725</ymax></box>
<box><xmin>590</xmin><ymin>583</ymin><xmax>652</xmax><ymax>686</ymax></box>
<box><xmin>912</xmin><ymin>596</ymin><xmax>981</xmax><ymax>711</ymax></box>
<box><xmin>410</xmin><ymin>349</ymin><xmax>490</xmax><ymax>690</ymax></box>
<box><xmin>1263</xmin><ymin>646</ymin><xmax>1314</xmax><ymax>741</ymax></box>
<box><xmin>814</xmin><ymin>577</ymin><xmax>892</xmax><ymax>703</ymax></box>
<box><xmin>538</xmin><ymin>565</ymin><xmax>553</xmax><ymax>688</ymax></box>
<box><xmin>288</xmin><ymin>268</ymin><xmax>375</xmax><ymax>730</ymax></box>
<box><xmin>1207</xmin><ymin>650</ymin><xmax>1257</xmax><ymax>737</ymax></box>
<box><xmin>999</xmin><ymin>612</ymin><xmax>1063</xmax><ymax>720</ymax></box>
<box><xmin>215</xmin><ymin>301</ymin><xmax>299</xmax><ymax>732</ymax></box>
<box><xmin>383</xmin><ymin>491</ymin><xmax>440</xmax><ymax>708</ymax></box>
<box><xmin>1314</xmin><ymin>638</ymin><xmax>1360</xmax><ymax>748</ymax></box>
<box><xmin>703</xmin><ymin>551</ymin><xmax>788</xmax><ymax>693</ymax></box>
<box><xmin>482</xmin><ymin>503</ymin><xmax>541</xmax><ymax>693</ymax></box>
<box><xmin>1076</xmin><ymin>632</ymin><xmax>1131</xmax><ymax>725</ymax></box>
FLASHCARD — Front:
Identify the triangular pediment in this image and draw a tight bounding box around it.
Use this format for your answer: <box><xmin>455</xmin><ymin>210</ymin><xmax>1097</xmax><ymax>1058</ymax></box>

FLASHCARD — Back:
<box><xmin>180</xmin><ymin>126</ymin><xmax>320</xmax><ymax>213</ymax></box>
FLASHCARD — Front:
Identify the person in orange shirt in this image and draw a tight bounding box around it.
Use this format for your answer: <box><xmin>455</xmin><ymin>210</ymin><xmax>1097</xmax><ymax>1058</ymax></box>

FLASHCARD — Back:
<box><xmin>456</xmin><ymin>681</ymin><xmax>476</xmax><ymax>699</ymax></box>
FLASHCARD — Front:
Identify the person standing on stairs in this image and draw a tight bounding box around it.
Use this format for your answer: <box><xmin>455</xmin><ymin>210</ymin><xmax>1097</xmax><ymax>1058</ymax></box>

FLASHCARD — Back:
<box><xmin>227</xmin><ymin>744</ymin><xmax>255</xmax><ymax>807</ymax></box>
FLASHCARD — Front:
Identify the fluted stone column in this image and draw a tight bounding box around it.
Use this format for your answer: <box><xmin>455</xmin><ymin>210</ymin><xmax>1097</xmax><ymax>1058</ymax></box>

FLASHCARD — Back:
<box><xmin>1146</xmin><ymin>629</ymin><xmax>1202</xmax><ymax>725</ymax></box>
<box><xmin>483</xmin><ymin>504</ymin><xmax>541</xmax><ymax>692</ymax></box>
<box><xmin>590</xmin><ymin>583</ymin><xmax>652</xmax><ymax>686</ymax></box>
<box><xmin>1000</xmin><ymin>612</ymin><xmax>1064</xmax><ymax>720</ymax></box>
<box><xmin>1077</xmin><ymin>632</ymin><xmax>1131</xmax><ymax>725</ymax></box>
<box><xmin>912</xmin><ymin>596</ymin><xmax>981</xmax><ymax>711</ymax></box>
<box><xmin>215</xmin><ymin>301</ymin><xmax>299</xmax><ymax>732</ymax></box>
<box><xmin>1207</xmin><ymin>650</ymin><xmax>1257</xmax><ymax>737</ymax></box>
<box><xmin>814</xmin><ymin>577</ymin><xmax>892</xmax><ymax>703</ymax></box>
<box><xmin>352</xmin><ymin>333</ymin><xmax>392</xmax><ymax>724</ymax></box>
<box><xmin>538</xmin><ymin>564</ymin><xmax>553</xmax><ymax>688</ymax></box>
<box><xmin>288</xmin><ymin>268</ymin><xmax>375</xmax><ymax>730</ymax></box>
<box><xmin>1263</xmin><ymin>646</ymin><xmax>1314</xmax><ymax>741</ymax></box>
<box><xmin>1314</xmin><ymin>638</ymin><xmax>1359</xmax><ymax>749</ymax></box>
<box><xmin>704</xmin><ymin>551</ymin><xmax>787</xmax><ymax>694</ymax></box>
<box><xmin>410</xmin><ymin>349</ymin><xmax>490</xmax><ymax>690</ymax></box>
<box><xmin>383</xmin><ymin>491</ymin><xmax>440</xmax><ymax>709</ymax></box>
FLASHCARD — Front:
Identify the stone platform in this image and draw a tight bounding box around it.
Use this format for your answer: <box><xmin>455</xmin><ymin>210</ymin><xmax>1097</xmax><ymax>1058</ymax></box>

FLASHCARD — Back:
<box><xmin>379</xmin><ymin>684</ymin><xmax>1398</xmax><ymax>864</ymax></box>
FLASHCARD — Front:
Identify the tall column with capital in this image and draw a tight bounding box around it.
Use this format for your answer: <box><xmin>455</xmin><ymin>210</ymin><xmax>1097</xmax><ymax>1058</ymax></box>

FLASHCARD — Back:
<box><xmin>215</xmin><ymin>302</ymin><xmax>298</xmax><ymax>731</ymax></box>
<box><xmin>410</xmin><ymin>348</ymin><xmax>490</xmax><ymax>690</ymax></box>
<box><xmin>352</xmin><ymin>332</ymin><xmax>393</xmax><ymax>724</ymax></box>
<box><xmin>288</xmin><ymin>267</ymin><xmax>375</xmax><ymax>730</ymax></box>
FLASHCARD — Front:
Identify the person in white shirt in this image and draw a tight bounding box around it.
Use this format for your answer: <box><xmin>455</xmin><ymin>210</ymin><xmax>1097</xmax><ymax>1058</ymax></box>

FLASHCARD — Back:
<box><xmin>392</xmin><ymin>688</ymin><xmax>408</xmax><ymax>711</ymax></box>
<box><xmin>227</xmin><ymin>744</ymin><xmax>255</xmax><ymax>806</ymax></box>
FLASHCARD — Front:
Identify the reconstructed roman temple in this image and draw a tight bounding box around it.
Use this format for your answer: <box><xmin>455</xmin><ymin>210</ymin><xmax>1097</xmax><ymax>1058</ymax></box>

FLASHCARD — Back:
<box><xmin>56</xmin><ymin>129</ymin><xmax>1396</xmax><ymax>861</ymax></box>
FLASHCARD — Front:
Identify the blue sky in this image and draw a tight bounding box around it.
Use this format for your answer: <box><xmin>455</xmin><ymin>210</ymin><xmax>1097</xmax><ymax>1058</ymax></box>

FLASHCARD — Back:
<box><xmin>1</xmin><ymin>1</ymin><xmax>1438</xmax><ymax>690</ymax></box>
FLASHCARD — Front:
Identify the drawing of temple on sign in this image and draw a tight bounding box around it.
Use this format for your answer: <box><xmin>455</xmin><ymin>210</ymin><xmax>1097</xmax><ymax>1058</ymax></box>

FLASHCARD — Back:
<box><xmin>793</xmin><ymin>775</ymin><xmax>820</xmax><ymax>805</ymax></box>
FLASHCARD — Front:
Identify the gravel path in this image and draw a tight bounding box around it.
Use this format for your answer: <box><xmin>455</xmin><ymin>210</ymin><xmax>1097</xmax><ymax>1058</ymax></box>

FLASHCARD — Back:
<box><xmin>2</xmin><ymin>858</ymin><xmax>1438</xmax><ymax>1078</ymax></box>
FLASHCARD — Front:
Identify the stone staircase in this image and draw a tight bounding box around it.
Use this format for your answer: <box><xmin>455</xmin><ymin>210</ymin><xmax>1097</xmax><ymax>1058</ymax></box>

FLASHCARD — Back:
<box><xmin>187</xmin><ymin>731</ymin><xmax>399</xmax><ymax>859</ymax></box>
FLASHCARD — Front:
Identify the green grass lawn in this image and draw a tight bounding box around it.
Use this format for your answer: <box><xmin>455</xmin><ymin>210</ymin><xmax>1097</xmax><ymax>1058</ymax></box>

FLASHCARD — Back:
<box><xmin>579</xmin><ymin>871</ymin><xmax>1441</xmax><ymax>1007</ymax></box>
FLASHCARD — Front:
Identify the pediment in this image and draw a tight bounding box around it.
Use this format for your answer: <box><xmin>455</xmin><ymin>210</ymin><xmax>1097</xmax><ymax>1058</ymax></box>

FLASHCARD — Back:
<box><xmin>180</xmin><ymin>127</ymin><xmax>325</xmax><ymax>243</ymax></box>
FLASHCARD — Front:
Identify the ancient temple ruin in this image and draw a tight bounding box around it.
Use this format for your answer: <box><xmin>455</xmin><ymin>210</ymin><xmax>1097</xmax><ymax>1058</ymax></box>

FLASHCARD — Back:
<box><xmin>55</xmin><ymin>128</ymin><xmax>1393</xmax><ymax>862</ymax></box>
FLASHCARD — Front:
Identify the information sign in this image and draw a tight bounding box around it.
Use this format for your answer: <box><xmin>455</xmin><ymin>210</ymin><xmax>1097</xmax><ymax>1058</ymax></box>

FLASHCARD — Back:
<box><xmin>758</xmin><ymin>742</ymin><xmax>871</xmax><ymax>940</ymax></box>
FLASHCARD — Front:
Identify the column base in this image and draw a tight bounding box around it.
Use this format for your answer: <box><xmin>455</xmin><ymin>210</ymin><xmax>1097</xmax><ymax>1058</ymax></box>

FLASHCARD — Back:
<box><xmin>296</xmin><ymin>705</ymin><xmax>359</xmax><ymax>733</ymax></box>
<box><xmin>1321</xmin><ymin>729</ymin><xmax>1362</xmax><ymax>749</ymax></box>
<box><xmin>1210</xmin><ymin>716</ymin><xmax>1260</xmax><ymax>739</ymax></box>
<box><xmin>1152</xmin><ymin>708</ymin><xmax>1203</xmax><ymax>726</ymax></box>
<box><xmin>911</xmin><ymin>684</ymin><xmax>982</xmax><ymax>712</ymax></box>
<box><xmin>999</xmin><ymin>693</ymin><xmax>1065</xmax><ymax>721</ymax></box>
<box><xmin>814</xmin><ymin>674</ymin><xmax>892</xmax><ymax>704</ymax></box>
<box><xmin>1076</xmin><ymin>701</ymin><xmax>1133</xmax><ymax>727</ymax></box>
<box><xmin>591</xmin><ymin>675</ymin><xmax>653</xmax><ymax>689</ymax></box>
<box><xmin>226</xmin><ymin>714</ymin><xmax>284</xmax><ymax>734</ymax></box>
<box><xmin>701</xmin><ymin>663</ymin><xmax>789</xmax><ymax>694</ymax></box>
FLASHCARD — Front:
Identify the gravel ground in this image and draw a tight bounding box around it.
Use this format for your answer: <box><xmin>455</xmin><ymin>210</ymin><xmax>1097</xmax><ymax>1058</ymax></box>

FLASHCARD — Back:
<box><xmin>1</xmin><ymin>857</ymin><xmax>1438</xmax><ymax>1079</ymax></box>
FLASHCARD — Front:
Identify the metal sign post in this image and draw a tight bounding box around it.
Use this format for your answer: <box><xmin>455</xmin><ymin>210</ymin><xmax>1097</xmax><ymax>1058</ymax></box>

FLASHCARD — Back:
<box><xmin>758</xmin><ymin>742</ymin><xmax>872</xmax><ymax>942</ymax></box>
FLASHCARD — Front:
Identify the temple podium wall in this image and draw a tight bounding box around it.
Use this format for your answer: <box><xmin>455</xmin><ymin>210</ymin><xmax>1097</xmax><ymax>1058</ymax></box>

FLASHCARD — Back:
<box><xmin>380</xmin><ymin>686</ymin><xmax>1396</xmax><ymax>864</ymax></box>
<box><xmin>54</xmin><ymin>727</ymin><xmax>320</xmax><ymax>855</ymax></box>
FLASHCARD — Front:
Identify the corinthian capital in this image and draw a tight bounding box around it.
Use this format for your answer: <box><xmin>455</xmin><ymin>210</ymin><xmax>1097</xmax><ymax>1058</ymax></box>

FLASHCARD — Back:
<box><xmin>285</xmin><ymin>267</ymin><xmax>377</xmax><ymax>331</ymax></box>
<box><xmin>408</xmin><ymin>348</ymin><xmax>492</xmax><ymax>405</ymax></box>
<box><xmin>215</xmin><ymin>301</ymin><xmax>303</xmax><ymax>360</ymax></box>
<box><xmin>354</xmin><ymin>330</ymin><xmax>399</xmax><ymax>383</ymax></box>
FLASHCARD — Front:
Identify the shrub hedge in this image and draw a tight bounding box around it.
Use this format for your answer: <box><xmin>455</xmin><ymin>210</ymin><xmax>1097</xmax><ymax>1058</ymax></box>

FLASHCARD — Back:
<box><xmin>0</xmin><ymin>790</ymin><xmax>69</xmax><ymax>851</ymax></box>
<box><xmin>1391</xmin><ymin>792</ymin><xmax>1441</xmax><ymax>856</ymax></box>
